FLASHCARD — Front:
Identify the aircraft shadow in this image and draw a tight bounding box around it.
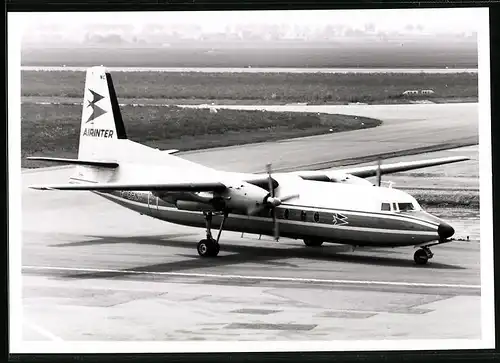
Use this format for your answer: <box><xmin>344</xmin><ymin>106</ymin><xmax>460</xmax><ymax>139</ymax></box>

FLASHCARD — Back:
<box><xmin>53</xmin><ymin>234</ymin><xmax>465</xmax><ymax>280</ymax></box>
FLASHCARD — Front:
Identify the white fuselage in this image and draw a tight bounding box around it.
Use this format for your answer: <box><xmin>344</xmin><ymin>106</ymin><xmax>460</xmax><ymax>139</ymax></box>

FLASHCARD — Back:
<box><xmin>70</xmin><ymin>140</ymin><xmax>448</xmax><ymax>248</ymax></box>
<box><xmin>92</xmin><ymin>176</ymin><xmax>444</xmax><ymax>247</ymax></box>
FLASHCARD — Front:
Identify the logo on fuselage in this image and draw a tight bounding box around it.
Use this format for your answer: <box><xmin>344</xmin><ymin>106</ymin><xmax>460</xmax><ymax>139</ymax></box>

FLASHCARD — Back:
<box><xmin>332</xmin><ymin>212</ymin><xmax>348</xmax><ymax>226</ymax></box>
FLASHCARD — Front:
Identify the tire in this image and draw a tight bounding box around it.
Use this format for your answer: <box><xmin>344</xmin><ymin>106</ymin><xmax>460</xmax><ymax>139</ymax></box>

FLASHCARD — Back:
<box><xmin>197</xmin><ymin>239</ymin><xmax>219</xmax><ymax>257</ymax></box>
<box><xmin>303</xmin><ymin>239</ymin><xmax>323</xmax><ymax>247</ymax></box>
<box><xmin>414</xmin><ymin>249</ymin><xmax>429</xmax><ymax>265</ymax></box>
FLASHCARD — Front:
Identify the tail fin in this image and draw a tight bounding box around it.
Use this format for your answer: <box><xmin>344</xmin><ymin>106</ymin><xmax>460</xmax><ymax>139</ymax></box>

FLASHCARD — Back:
<box><xmin>77</xmin><ymin>66</ymin><xmax>127</xmax><ymax>159</ymax></box>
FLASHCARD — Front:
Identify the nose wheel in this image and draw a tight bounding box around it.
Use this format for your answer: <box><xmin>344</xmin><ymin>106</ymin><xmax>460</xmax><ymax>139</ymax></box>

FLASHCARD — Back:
<box><xmin>414</xmin><ymin>247</ymin><xmax>434</xmax><ymax>265</ymax></box>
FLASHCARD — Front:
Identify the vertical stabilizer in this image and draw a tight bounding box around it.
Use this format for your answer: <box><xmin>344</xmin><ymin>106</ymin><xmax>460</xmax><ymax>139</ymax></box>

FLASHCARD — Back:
<box><xmin>77</xmin><ymin>66</ymin><xmax>127</xmax><ymax>160</ymax></box>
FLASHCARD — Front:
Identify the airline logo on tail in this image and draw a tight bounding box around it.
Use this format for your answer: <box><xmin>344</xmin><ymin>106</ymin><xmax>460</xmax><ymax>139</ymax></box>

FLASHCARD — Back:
<box><xmin>85</xmin><ymin>89</ymin><xmax>107</xmax><ymax>124</ymax></box>
<box><xmin>82</xmin><ymin>88</ymin><xmax>114</xmax><ymax>138</ymax></box>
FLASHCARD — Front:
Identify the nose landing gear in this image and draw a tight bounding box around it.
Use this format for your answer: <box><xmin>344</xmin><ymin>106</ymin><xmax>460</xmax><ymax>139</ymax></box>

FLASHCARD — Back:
<box><xmin>414</xmin><ymin>247</ymin><xmax>434</xmax><ymax>265</ymax></box>
<box><xmin>413</xmin><ymin>235</ymin><xmax>456</xmax><ymax>265</ymax></box>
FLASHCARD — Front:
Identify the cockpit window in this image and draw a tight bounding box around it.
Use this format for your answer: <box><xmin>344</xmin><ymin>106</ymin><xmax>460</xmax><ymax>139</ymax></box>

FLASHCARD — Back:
<box><xmin>381</xmin><ymin>203</ymin><xmax>391</xmax><ymax>211</ymax></box>
<box><xmin>398</xmin><ymin>202</ymin><xmax>415</xmax><ymax>212</ymax></box>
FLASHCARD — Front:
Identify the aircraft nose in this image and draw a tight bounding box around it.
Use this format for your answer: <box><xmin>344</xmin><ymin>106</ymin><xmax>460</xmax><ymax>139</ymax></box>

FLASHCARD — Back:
<box><xmin>438</xmin><ymin>222</ymin><xmax>455</xmax><ymax>240</ymax></box>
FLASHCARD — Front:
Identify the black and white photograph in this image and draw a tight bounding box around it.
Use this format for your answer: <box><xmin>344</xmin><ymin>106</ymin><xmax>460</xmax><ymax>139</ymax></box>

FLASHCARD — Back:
<box><xmin>8</xmin><ymin>7</ymin><xmax>494</xmax><ymax>354</ymax></box>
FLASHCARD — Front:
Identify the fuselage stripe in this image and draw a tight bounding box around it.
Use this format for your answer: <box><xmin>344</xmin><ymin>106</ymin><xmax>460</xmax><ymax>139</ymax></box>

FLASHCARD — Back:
<box><xmin>98</xmin><ymin>190</ymin><xmax>438</xmax><ymax>230</ymax></box>
<box><xmin>96</xmin><ymin>192</ymin><xmax>438</xmax><ymax>237</ymax></box>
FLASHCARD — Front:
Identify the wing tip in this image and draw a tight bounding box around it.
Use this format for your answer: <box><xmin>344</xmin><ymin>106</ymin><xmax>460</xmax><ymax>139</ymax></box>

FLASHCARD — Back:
<box><xmin>29</xmin><ymin>185</ymin><xmax>54</xmax><ymax>190</ymax></box>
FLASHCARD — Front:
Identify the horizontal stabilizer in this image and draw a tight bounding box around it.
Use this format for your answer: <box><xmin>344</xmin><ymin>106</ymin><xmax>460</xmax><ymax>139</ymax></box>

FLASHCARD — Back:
<box><xmin>29</xmin><ymin>181</ymin><xmax>227</xmax><ymax>192</ymax></box>
<box><xmin>27</xmin><ymin>157</ymin><xmax>119</xmax><ymax>168</ymax></box>
<box><xmin>342</xmin><ymin>156</ymin><xmax>471</xmax><ymax>178</ymax></box>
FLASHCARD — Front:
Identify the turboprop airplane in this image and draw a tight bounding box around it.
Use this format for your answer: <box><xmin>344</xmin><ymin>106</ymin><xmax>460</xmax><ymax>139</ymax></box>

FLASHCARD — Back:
<box><xmin>28</xmin><ymin>66</ymin><xmax>470</xmax><ymax>265</ymax></box>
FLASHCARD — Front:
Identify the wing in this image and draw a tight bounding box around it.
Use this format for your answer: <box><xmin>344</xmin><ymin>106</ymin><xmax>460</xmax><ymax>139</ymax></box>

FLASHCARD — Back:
<box><xmin>341</xmin><ymin>156</ymin><xmax>470</xmax><ymax>178</ymax></box>
<box><xmin>29</xmin><ymin>181</ymin><xmax>227</xmax><ymax>192</ymax></box>
<box><xmin>291</xmin><ymin>156</ymin><xmax>470</xmax><ymax>181</ymax></box>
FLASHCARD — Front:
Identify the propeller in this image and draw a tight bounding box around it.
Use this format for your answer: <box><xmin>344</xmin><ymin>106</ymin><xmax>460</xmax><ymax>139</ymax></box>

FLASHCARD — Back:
<box><xmin>266</xmin><ymin>163</ymin><xmax>280</xmax><ymax>240</ymax></box>
<box><xmin>374</xmin><ymin>158</ymin><xmax>395</xmax><ymax>188</ymax></box>
<box><xmin>266</xmin><ymin>163</ymin><xmax>298</xmax><ymax>241</ymax></box>
<box><xmin>376</xmin><ymin>158</ymin><xmax>382</xmax><ymax>187</ymax></box>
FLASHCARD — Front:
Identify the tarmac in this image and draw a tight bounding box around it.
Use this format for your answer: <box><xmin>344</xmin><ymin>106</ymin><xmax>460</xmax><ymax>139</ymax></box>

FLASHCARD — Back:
<box><xmin>179</xmin><ymin>102</ymin><xmax>478</xmax><ymax>173</ymax></box>
<box><xmin>17</xmin><ymin>102</ymin><xmax>484</xmax><ymax>350</ymax></box>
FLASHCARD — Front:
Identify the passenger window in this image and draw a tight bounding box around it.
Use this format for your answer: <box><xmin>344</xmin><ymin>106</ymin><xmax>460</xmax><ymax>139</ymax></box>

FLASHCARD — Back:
<box><xmin>392</xmin><ymin>203</ymin><xmax>398</xmax><ymax>211</ymax></box>
<box><xmin>301</xmin><ymin>211</ymin><xmax>307</xmax><ymax>221</ymax></box>
<box><xmin>284</xmin><ymin>209</ymin><xmax>289</xmax><ymax>219</ymax></box>
<box><xmin>381</xmin><ymin>203</ymin><xmax>390</xmax><ymax>211</ymax></box>
<box><xmin>314</xmin><ymin>212</ymin><xmax>320</xmax><ymax>222</ymax></box>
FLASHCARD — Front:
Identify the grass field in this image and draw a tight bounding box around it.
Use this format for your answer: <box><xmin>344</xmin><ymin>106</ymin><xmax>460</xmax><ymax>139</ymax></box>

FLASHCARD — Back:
<box><xmin>22</xmin><ymin>71</ymin><xmax>478</xmax><ymax>104</ymax></box>
<box><xmin>22</xmin><ymin>103</ymin><xmax>382</xmax><ymax>168</ymax></box>
<box><xmin>409</xmin><ymin>189</ymin><xmax>479</xmax><ymax>209</ymax></box>
<box><xmin>21</xmin><ymin>42</ymin><xmax>478</xmax><ymax>68</ymax></box>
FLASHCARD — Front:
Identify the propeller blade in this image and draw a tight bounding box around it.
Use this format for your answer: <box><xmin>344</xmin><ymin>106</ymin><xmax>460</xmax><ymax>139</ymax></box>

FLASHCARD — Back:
<box><xmin>273</xmin><ymin>211</ymin><xmax>279</xmax><ymax>241</ymax></box>
<box><xmin>269</xmin><ymin>206</ymin><xmax>279</xmax><ymax>241</ymax></box>
<box><xmin>376</xmin><ymin>159</ymin><xmax>382</xmax><ymax>186</ymax></box>
<box><xmin>263</xmin><ymin>163</ymin><xmax>291</xmax><ymax>241</ymax></box>
<box><xmin>266</xmin><ymin>163</ymin><xmax>274</xmax><ymax>197</ymax></box>
<box><xmin>279</xmin><ymin>194</ymin><xmax>300</xmax><ymax>202</ymax></box>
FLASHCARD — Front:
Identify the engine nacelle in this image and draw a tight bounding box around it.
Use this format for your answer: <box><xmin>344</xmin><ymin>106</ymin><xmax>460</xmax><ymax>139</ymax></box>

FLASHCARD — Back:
<box><xmin>325</xmin><ymin>172</ymin><xmax>374</xmax><ymax>186</ymax></box>
<box><xmin>218</xmin><ymin>181</ymin><xmax>270</xmax><ymax>215</ymax></box>
<box><xmin>176</xmin><ymin>200</ymin><xmax>218</xmax><ymax>212</ymax></box>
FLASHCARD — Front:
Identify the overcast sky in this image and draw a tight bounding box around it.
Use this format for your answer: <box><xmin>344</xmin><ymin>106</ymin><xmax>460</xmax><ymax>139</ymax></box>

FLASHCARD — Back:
<box><xmin>18</xmin><ymin>8</ymin><xmax>482</xmax><ymax>34</ymax></box>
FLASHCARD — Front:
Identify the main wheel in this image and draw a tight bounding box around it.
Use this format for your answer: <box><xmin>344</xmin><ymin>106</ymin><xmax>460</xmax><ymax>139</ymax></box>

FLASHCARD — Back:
<box><xmin>197</xmin><ymin>239</ymin><xmax>219</xmax><ymax>257</ymax></box>
<box><xmin>414</xmin><ymin>249</ymin><xmax>429</xmax><ymax>265</ymax></box>
<box><xmin>303</xmin><ymin>239</ymin><xmax>323</xmax><ymax>247</ymax></box>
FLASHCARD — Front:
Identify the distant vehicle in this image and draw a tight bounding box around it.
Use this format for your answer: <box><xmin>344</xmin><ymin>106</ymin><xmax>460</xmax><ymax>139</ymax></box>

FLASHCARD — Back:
<box><xmin>28</xmin><ymin>67</ymin><xmax>469</xmax><ymax>265</ymax></box>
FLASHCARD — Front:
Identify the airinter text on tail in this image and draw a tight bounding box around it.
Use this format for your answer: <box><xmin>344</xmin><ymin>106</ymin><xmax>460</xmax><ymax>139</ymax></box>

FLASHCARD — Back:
<box><xmin>82</xmin><ymin>128</ymin><xmax>114</xmax><ymax>138</ymax></box>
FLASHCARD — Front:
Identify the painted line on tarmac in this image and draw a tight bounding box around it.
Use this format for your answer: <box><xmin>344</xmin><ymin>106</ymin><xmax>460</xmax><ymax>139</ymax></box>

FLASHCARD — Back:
<box><xmin>23</xmin><ymin>318</ymin><xmax>64</xmax><ymax>342</ymax></box>
<box><xmin>23</xmin><ymin>265</ymin><xmax>480</xmax><ymax>290</ymax></box>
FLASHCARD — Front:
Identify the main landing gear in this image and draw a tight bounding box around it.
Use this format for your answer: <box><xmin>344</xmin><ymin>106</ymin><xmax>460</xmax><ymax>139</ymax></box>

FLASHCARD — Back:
<box><xmin>303</xmin><ymin>238</ymin><xmax>323</xmax><ymax>247</ymax></box>
<box><xmin>413</xmin><ymin>246</ymin><xmax>434</xmax><ymax>265</ymax></box>
<box><xmin>197</xmin><ymin>211</ymin><xmax>228</xmax><ymax>258</ymax></box>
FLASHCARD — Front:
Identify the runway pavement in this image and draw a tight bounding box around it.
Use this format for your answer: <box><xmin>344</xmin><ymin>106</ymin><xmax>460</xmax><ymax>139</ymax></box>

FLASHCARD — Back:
<box><xmin>21</xmin><ymin>175</ymin><xmax>480</xmax><ymax>342</ymax></box>
<box><xmin>18</xmin><ymin>102</ymin><xmax>482</xmax><ymax>347</ymax></box>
